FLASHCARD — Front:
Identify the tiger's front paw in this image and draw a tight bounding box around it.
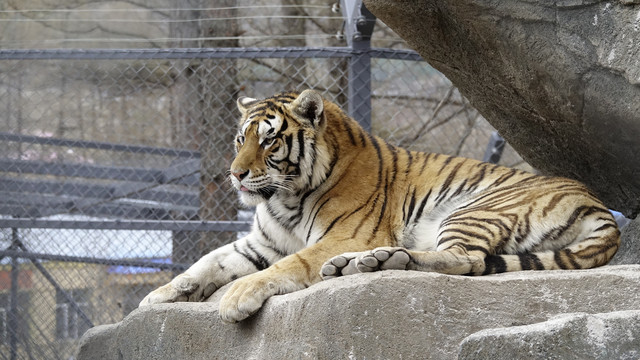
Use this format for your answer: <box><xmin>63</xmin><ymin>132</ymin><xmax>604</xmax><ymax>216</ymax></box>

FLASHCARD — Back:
<box><xmin>139</xmin><ymin>273</ymin><xmax>218</xmax><ymax>306</ymax></box>
<box><xmin>218</xmin><ymin>272</ymin><xmax>278</xmax><ymax>323</ymax></box>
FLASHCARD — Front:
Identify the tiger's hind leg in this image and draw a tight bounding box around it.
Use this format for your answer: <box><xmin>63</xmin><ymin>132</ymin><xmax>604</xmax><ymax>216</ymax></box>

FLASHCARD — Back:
<box><xmin>320</xmin><ymin>245</ymin><xmax>485</xmax><ymax>278</ymax></box>
<box><xmin>321</xmin><ymin>247</ymin><xmax>412</xmax><ymax>279</ymax></box>
<box><xmin>321</xmin><ymin>201</ymin><xmax>620</xmax><ymax>279</ymax></box>
<box><xmin>321</xmin><ymin>208</ymin><xmax>513</xmax><ymax>278</ymax></box>
<box><xmin>405</xmin><ymin>203</ymin><xmax>622</xmax><ymax>275</ymax></box>
<box><xmin>402</xmin><ymin>246</ymin><xmax>487</xmax><ymax>275</ymax></box>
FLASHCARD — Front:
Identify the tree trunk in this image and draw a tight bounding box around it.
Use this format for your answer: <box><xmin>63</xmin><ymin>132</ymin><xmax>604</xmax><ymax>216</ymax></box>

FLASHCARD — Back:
<box><xmin>170</xmin><ymin>0</ymin><xmax>239</xmax><ymax>266</ymax></box>
<box><xmin>279</xmin><ymin>0</ymin><xmax>306</xmax><ymax>90</ymax></box>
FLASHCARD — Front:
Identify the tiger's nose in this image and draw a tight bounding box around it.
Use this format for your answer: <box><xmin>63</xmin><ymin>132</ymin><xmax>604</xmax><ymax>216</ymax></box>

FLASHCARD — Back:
<box><xmin>231</xmin><ymin>170</ymin><xmax>249</xmax><ymax>181</ymax></box>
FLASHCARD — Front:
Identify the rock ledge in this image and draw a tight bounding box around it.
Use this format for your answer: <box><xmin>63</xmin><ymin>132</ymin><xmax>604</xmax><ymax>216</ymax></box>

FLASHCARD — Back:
<box><xmin>78</xmin><ymin>265</ymin><xmax>640</xmax><ymax>360</ymax></box>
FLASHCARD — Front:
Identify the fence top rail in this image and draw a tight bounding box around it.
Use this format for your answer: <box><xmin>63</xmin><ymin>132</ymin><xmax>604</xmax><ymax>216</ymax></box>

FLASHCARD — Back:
<box><xmin>0</xmin><ymin>218</ymin><xmax>252</xmax><ymax>232</ymax></box>
<box><xmin>0</xmin><ymin>132</ymin><xmax>200</xmax><ymax>158</ymax></box>
<box><xmin>0</xmin><ymin>46</ymin><xmax>423</xmax><ymax>61</ymax></box>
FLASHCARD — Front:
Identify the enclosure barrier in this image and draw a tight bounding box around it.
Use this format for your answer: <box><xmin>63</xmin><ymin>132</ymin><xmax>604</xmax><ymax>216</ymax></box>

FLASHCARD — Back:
<box><xmin>0</xmin><ymin>22</ymin><xmax>518</xmax><ymax>360</ymax></box>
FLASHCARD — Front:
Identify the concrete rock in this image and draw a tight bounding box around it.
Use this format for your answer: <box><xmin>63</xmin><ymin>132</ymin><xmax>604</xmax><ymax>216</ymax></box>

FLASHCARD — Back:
<box><xmin>458</xmin><ymin>311</ymin><xmax>640</xmax><ymax>360</ymax></box>
<box><xmin>78</xmin><ymin>265</ymin><xmax>640</xmax><ymax>360</ymax></box>
<box><xmin>610</xmin><ymin>216</ymin><xmax>640</xmax><ymax>265</ymax></box>
<box><xmin>364</xmin><ymin>0</ymin><xmax>640</xmax><ymax>217</ymax></box>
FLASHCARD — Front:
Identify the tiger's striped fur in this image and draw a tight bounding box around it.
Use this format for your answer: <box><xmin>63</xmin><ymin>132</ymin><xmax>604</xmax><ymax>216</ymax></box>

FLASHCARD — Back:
<box><xmin>140</xmin><ymin>90</ymin><xmax>620</xmax><ymax>323</ymax></box>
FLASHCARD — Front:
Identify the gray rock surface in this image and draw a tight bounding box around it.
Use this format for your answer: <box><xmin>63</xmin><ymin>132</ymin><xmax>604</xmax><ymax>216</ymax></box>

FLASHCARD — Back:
<box><xmin>458</xmin><ymin>311</ymin><xmax>640</xmax><ymax>360</ymax></box>
<box><xmin>364</xmin><ymin>0</ymin><xmax>640</xmax><ymax>218</ymax></box>
<box><xmin>78</xmin><ymin>265</ymin><xmax>640</xmax><ymax>360</ymax></box>
<box><xmin>610</xmin><ymin>216</ymin><xmax>640</xmax><ymax>265</ymax></box>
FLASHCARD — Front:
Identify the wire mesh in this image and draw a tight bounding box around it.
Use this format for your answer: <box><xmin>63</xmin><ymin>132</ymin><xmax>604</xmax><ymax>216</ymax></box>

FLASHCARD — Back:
<box><xmin>0</xmin><ymin>47</ymin><xmax>526</xmax><ymax>359</ymax></box>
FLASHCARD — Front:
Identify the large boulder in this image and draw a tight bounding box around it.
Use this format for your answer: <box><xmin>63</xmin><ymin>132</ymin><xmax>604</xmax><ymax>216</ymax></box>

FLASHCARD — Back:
<box><xmin>78</xmin><ymin>265</ymin><xmax>640</xmax><ymax>360</ymax></box>
<box><xmin>458</xmin><ymin>311</ymin><xmax>640</xmax><ymax>359</ymax></box>
<box><xmin>610</xmin><ymin>216</ymin><xmax>640</xmax><ymax>264</ymax></box>
<box><xmin>364</xmin><ymin>0</ymin><xmax>640</xmax><ymax>218</ymax></box>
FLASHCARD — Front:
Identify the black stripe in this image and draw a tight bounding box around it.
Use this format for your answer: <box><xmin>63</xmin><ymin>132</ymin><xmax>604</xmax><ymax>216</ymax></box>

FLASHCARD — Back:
<box><xmin>405</xmin><ymin>148</ymin><xmax>414</xmax><ymax>169</ymax></box>
<box><xmin>419</xmin><ymin>153</ymin><xmax>430</xmax><ymax>174</ymax></box>
<box><xmin>280</xmin><ymin>118</ymin><xmax>289</xmax><ymax>132</ymax></box>
<box><xmin>518</xmin><ymin>253</ymin><xmax>543</xmax><ymax>270</ymax></box>
<box><xmin>483</xmin><ymin>255</ymin><xmax>507</xmax><ymax>274</ymax></box>
<box><xmin>493</xmin><ymin>168</ymin><xmax>517</xmax><ymax>186</ymax></box>
<box><xmin>405</xmin><ymin>188</ymin><xmax>417</xmax><ymax>226</ymax></box>
<box><xmin>594</xmin><ymin>223</ymin><xmax>617</xmax><ymax>232</ymax></box>
<box><xmin>437</xmin><ymin>228</ymin><xmax>490</xmax><ymax>245</ymax></box>
<box><xmin>564</xmin><ymin>248</ymin><xmax>581</xmax><ymax>268</ymax></box>
<box><xmin>266</xmin><ymin>158</ymin><xmax>281</xmax><ymax>167</ymax></box>
<box><xmin>342</xmin><ymin>115</ymin><xmax>357</xmax><ymax>146</ymax></box>
<box><xmin>467</xmin><ymin>164</ymin><xmax>487</xmax><ymax>191</ymax></box>
<box><xmin>435</xmin><ymin>161</ymin><xmax>464</xmax><ymax>205</ymax></box>
<box><xmin>250</xmin><ymin>104</ymin><xmax>269</xmax><ymax>113</ymax></box>
<box><xmin>451</xmin><ymin>179</ymin><xmax>468</xmax><ymax>198</ymax></box>
<box><xmin>440</xmin><ymin>220</ymin><xmax>497</xmax><ymax>239</ymax></box>
<box><xmin>274</xmin><ymin>93</ymin><xmax>297</xmax><ymax>102</ymax></box>
<box><xmin>297</xmin><ymin>150</ymin><xmax>338</xmax><ymax>219</ymax></box>
<box><xmin>575</xmin><ymin>241</ymin><xmax>619</xmax><ymax>259</ymax></box>
<box><xmin>255</xmin><ymin>216</ymin><xmax>287</xmax><ymax>257</ymax></box>
<box><xmin>352</xmin><ymin>193</ymin><xmax>380</xmax><ymax>237</ymax></box>
<box><xmin>413</xmin><ymin>189</ymin><xmax>432</xmax><ymax>222</ymax></box>
<box><xmin>442</xmin><ymin>217</ymin><xmax>511</xmax><ymax>234</ymax></box>
<box><xmin>542</xmin><ymin>205</ymin><xmax>606</xmax><ymax>242</ymax></box>
<box><xmin>402</xmin><ymin>191</ymin><xmax>409</xmax><ymax>225</ymax></box>
<box><xmin>386</xmin><ymin>142</ymin><xmax>399</xmax><ymax>185</ymax></box>
<box><xmin>246</xmin><ymin>242</ymin><xmax>271</xmax><ymax>270</ymax></box>
<box><xmin>342</xmin><ymin>200</ymin><xmax>371</xmax><ymax>223</ymax></box>
<box><xmin>358</xmin><ymin>128</ymin><xmax>367</xmax><ymax>147</ymax></box>
<box><xmin>514</xmin><ymin>173</ymin><xmax>540</xmax><ymax>185</ymax></box>
<box><xmin>514</xmin><ymin>207</ymin><xmax>532</xmax><ymax>244</ymax></box>
<box><xmin>297</xmin><ymin>130</ymin><xmax>305</xmax><ymax>161</ymax></box>
<box><xmin>554</xmin><ymin>250</ymin><xmax>569</xmax><ymax>269</ymax></box>
<box><xmin>436</xmin><ymin>156</ymin><xmax>454</xmax><ymax>176</ymax></box>
<box><xmin>456</xmin><ymin>244</ymin><xmax>490</xmax><ymax>256</ymax></box>
<box><xmin>234</xmin><ymin>243</ymin><xmax>268</xmax><ymax>271</ymax></box>
<box><xmin>266</xmin><ymin>202</ymin><xmax>294</xmax><ymax>231</ymax></box>
<box><xmin>305</xmin><ymin>197</ymin><xmax>333</xmax><ymax>243</ymax></box>
<box><xmin>371</xmin><ymin>179</ymin><xmax>389</xmax><ymax>238</ymax></box>
<box><xmin>284</xmin><ymin>134</ymin><xmax>293</xmax><ymax>155</ymax></box>
<box><xmin>368</xmin><ymin>134</ymin><xmax>384</xmax><ymax>189</ymax></box>
<box><xmin>320</xmin><ymin>213</ymin><xmax>346</xmax><ymax>239</ymax></box>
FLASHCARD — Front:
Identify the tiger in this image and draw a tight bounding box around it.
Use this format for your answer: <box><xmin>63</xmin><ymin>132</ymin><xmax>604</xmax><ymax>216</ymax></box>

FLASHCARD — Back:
<box><xmin>139</xmin><ymin>89</ymin><xmax>620</xmax><ymax>323</ymax></box>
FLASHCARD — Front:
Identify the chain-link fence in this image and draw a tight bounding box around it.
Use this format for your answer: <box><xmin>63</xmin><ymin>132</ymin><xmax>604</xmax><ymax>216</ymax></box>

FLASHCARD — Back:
<box><xmin>0</xmin><ymin>45</ymin><xmax>526</xmax><ymax>359</ymax></box>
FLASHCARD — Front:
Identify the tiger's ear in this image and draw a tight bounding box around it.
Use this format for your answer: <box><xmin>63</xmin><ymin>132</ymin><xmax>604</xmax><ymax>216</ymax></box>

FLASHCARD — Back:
<box><xmin>289</xmin><ymin>90</ymin><xmax>324</xmax><ymax>127</ymax></box>
<box><xmin>237</xmin><ymin>96</ymin><xmax>258</xmax><ymax>114</ymax></box>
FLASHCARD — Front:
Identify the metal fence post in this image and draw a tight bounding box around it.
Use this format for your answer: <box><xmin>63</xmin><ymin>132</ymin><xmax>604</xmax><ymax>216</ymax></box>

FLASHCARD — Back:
<box><xmin>9</xmin><ymin>228</ymin><xmax>19</xmax><ymax>360</ymax></box>
<box><xmin>341</xmin><ymin>0</ymin><xmax>376</xmax><ymax>131</ymax></box>
<box><xmin>483</xmin><ymin>131</ymin><xmax>506</xmax><ymax>164</ymax></box>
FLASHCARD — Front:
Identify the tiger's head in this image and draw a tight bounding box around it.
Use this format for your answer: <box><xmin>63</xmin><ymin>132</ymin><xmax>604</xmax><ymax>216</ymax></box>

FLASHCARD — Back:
<box><xmin>230</xmin><ymin>90</ymin><xmax>329</xmax><ymax>206</ymax></box>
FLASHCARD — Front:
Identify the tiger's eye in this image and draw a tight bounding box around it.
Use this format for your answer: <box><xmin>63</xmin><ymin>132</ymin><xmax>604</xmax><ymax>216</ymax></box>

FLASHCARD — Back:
<box><xmin>263</xmin><ymin>137</ymin><xmax>276</xmax><ymax>147</ymax></box>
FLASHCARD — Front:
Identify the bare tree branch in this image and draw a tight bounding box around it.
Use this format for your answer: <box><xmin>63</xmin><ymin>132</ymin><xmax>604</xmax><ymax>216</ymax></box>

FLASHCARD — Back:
<box><xmin>452</xmin><ymin>105</ymin><xmax>478</xmax><ymax>156</ymax></box>
<box><xmin>405</xmin><ymin>85</ymin><xmax>455</xmax><ymax>145</ymax></box>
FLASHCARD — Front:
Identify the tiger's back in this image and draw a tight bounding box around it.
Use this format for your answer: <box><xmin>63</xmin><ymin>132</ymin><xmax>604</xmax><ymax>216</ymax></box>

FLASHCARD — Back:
<box><xmin>141</xmin><ymin>89</ymin><xmax>620</xmax><ymax>323</ymax></box>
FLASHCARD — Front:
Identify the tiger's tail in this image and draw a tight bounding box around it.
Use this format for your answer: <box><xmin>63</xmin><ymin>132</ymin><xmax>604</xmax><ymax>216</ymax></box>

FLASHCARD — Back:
<box><xmin>481</xmin><ymin>219</ymin><xmax>621</xmax><ymax>275</ymax></box>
